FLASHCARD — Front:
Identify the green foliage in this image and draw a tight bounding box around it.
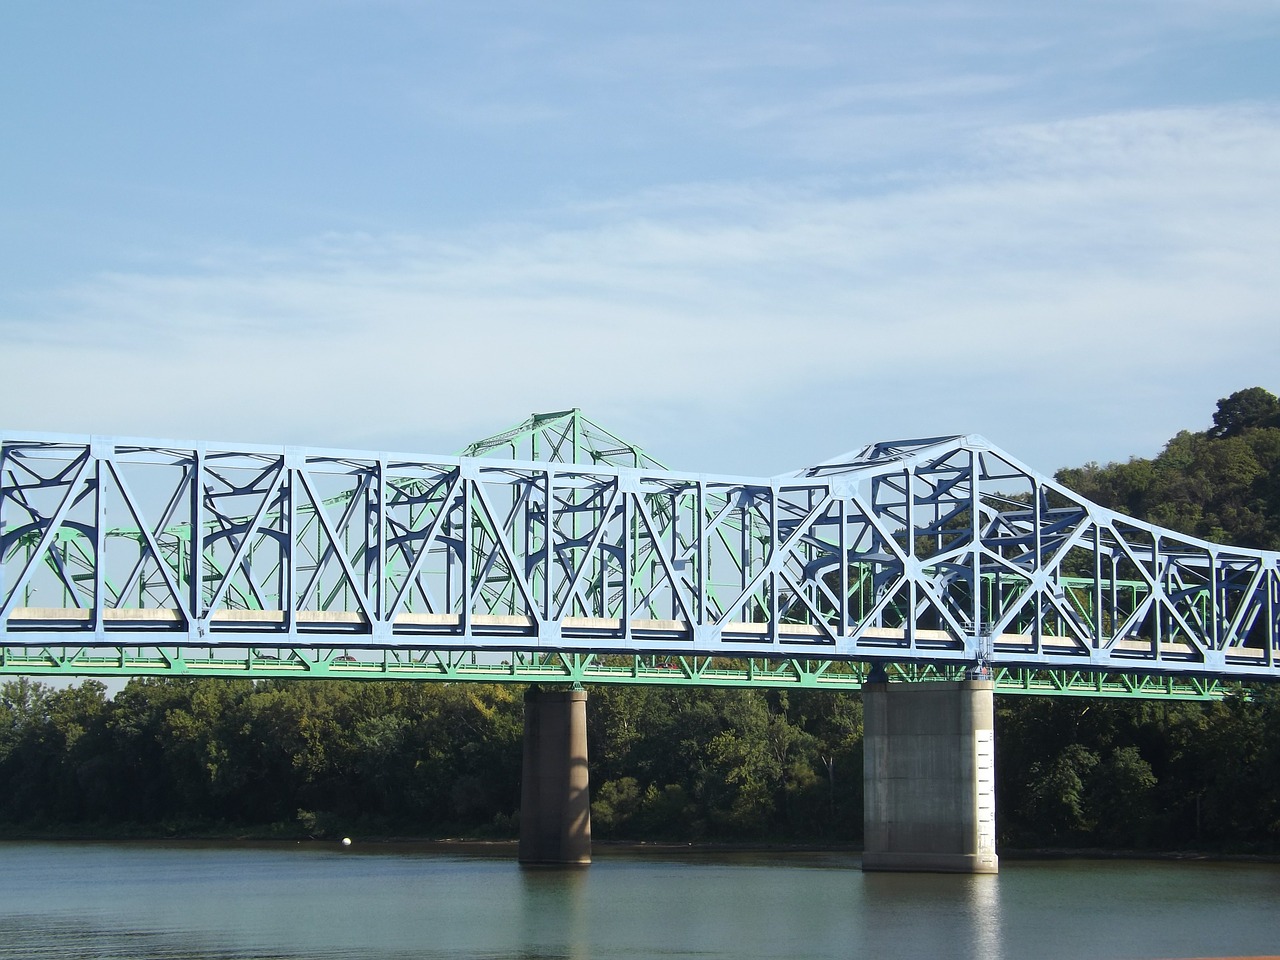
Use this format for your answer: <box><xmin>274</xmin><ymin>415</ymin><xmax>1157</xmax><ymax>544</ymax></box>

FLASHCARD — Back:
<box><xmin>0</xmin><ymin>677</ymin><xmax>523</xmax><ymax>838</ymax></box>
<box><xmin>1209</xmin><ymin>387</ymin><xmax>1280</xmax><ymax>439</ymax></box>
<box><xmin>996</xmin><ymin>690</ymin><xmax>1280</xmax><ymax>852</ymax></box>
<box><xmin>0</xmin><ymin>679</ymin><xmax>862</xmax><ymax>843</ymax></box>
<box><xmin>1</xmin><ymin>675</ymin><xmax>1278</xmax><ymax>851</ymax></box>
<box><xmin>586</xmin><ymin>686</ymin><xmax>862</xmax><ymax>841</ymax></box>
<box><xmin>1056</xmin><ymin>386</ymin><xmax>1280</xmax><ymax>549</ymax></box>
<box><xmin>591</xmin><ymin>776</ymin><xmax>642</xmax><ymax>832</ymax></box>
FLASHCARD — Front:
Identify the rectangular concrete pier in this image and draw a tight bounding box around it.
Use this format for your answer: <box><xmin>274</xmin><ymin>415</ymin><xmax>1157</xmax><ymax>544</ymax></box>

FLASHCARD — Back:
<box><xmin>862</xmin><ymin>680</ymin><xmax>998</xmax><ymax>874</ymax></box>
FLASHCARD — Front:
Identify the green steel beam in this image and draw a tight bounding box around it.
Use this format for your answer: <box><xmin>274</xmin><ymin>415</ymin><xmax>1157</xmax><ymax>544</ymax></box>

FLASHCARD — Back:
<box><xmin>0</xmin><ymin>645</ymin><xmax>1228</xmax><ymax>699</ymax></box>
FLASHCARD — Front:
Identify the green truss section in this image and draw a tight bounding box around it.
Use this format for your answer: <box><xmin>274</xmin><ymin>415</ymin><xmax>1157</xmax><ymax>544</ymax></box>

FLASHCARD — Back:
<box><xmin>460</xmin><ymin>408</ymin><xmax>666</xmax><ymax>469</ymax></box>
<box><xmin>0</xmin><ymin>646</ymin><xmax>1226</xmax><ymax>700</ymax></box>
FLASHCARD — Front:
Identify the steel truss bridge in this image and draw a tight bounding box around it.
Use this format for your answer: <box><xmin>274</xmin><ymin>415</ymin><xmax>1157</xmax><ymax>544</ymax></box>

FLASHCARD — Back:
<box><xmin>2</xmin><ymin>411</ymin><xmax>1276</xmax><ymax>700</ymax></box>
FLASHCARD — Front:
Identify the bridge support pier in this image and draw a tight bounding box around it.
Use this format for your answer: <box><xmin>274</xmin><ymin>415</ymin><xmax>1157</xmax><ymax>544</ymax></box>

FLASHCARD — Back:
<box><xmin>518</xmin><ymin>687</ymin><xmax>592</xmax><ymax>865</ymax></box>
<box><xmin>862</xmin><ymin>679</ymin><xmax>998</xmax><ymax>874</ymax></box>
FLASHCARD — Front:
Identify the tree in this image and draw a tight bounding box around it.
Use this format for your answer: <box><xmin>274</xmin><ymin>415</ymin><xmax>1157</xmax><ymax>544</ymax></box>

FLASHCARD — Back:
<box><xmin>1208</xmin><ymin>387</ymin><xmax>1280</xmax><ymax>439</ymax></box>
<box><xmin>1057</xmin><ymin>387</ymin><xmax>1280</xmax><ymax>550</ymax></box>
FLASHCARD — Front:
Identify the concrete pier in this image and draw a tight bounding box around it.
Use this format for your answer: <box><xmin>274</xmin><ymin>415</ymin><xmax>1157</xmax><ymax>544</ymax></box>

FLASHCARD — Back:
<box><xmin>518</xmin><ymin>687</ymin><xmax>592</xmax><ymax>865</ymax></box>
<box><xmin>862</xmin><ymin>680</ymin><xmax>998</xmax><ymax>874</ymax></box>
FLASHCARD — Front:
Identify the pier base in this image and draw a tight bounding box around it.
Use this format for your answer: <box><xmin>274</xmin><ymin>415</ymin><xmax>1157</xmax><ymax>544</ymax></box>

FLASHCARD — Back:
<box><xmin>862</xmin><ymin>680</ymin><xmax>998</xmax><ymax>874</ymax></box>
<box><xmin>518</xmin><ymin>688</ymin><xmax>592</xmax><ymax>865</ymax></box>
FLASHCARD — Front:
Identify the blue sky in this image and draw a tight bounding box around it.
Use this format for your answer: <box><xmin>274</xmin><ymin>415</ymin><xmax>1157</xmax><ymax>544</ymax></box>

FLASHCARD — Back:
<box><xmin>3</xmin><ymin>1</ymin><xmax>1279</xmax><ymax>478</ymax></box>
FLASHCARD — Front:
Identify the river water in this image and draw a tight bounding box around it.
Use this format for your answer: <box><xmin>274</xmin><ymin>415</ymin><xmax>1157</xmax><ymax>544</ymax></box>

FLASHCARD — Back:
<box><xmin>0</xmin><ymin>842</ymin><xmax>1277</xmax><ymax>960</ymax></box>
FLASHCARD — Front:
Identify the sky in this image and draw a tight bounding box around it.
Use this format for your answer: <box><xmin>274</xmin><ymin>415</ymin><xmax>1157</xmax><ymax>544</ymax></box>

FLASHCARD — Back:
<box><xmin>3</xmin><ymin>1</ymin><xmax>1279</xmax><ymax>479</ymax></box>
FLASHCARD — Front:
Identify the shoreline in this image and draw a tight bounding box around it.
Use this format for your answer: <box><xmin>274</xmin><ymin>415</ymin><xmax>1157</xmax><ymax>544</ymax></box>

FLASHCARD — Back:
<box><xmin>2</xmin><ymin>831</ymin><xmax>1278</xmax><ymax>864</ymax></box>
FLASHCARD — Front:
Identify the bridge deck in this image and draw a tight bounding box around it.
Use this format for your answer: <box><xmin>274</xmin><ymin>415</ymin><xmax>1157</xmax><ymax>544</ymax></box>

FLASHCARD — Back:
<box><xmin>6</xmin><ymin>607</ymin><xmax>1258</xmax><ymax>660</ymax></box>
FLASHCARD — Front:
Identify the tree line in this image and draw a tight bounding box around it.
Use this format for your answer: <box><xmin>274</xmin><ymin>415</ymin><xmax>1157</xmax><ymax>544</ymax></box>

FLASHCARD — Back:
<box><xmin>2</xmin><ymin>675</ymin><xmax>1279</xmax><ymax>851</ymax></box>
<box><xmin>2</xmin><ymin>388</ymin><xmax>1279</xmax><ymax>851</ymax></box>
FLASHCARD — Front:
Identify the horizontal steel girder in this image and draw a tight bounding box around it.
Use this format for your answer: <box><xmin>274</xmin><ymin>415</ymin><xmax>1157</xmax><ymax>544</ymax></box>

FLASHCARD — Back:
<box><xmin>0</xmin><ymin>647</ymin><xmax>1225</xmax><ymax>699</ymax></box>
<box><xmin>2</xmin><ymin>429</ymin><xmax>1277</xmax><ymax>687</ymax></box>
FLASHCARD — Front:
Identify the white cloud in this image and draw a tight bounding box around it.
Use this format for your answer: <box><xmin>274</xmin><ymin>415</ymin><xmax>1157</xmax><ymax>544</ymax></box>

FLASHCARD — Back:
<box><xmin>3</xmin><ymin>105</ymin><xmax>1278</xmax><ymax>476</ymax></box>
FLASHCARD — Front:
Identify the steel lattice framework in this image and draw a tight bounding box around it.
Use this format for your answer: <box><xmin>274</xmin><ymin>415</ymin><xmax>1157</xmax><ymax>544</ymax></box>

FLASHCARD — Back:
<box><xmin>1</xmin><ymin>417</ymin><xmax>1276</xmax><ymax>695</ymax></box>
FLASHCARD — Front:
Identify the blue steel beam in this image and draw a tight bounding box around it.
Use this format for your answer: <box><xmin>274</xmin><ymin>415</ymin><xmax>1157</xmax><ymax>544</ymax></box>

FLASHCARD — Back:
<box><xmin>1</xmin><ymin>429</ymin><xmax>1277</xmax><ymax>682</ymax></box>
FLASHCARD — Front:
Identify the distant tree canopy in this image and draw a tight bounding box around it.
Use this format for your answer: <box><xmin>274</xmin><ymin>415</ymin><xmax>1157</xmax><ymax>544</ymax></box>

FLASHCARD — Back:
<box><xmin>1055</xmin><ymin>387</ymin><xmax>1280</xmax><ymax>550</ymax></box>
<box><xmin>1209</xmin><ymin>387</ymin><xmax>1280</xmax><ymax>439</ymax></box>
<box><xmin>0</xmin><ymin>677</ymin><xmax>864</xmax><ymax>844</ymax></box>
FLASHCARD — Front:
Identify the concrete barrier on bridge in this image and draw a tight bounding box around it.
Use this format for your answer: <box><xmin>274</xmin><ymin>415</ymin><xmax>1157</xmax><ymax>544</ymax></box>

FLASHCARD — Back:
<box><xmin>862</xmin><ymin>679</ymin><xmax>998</xmax><ymax>874</ymax></box>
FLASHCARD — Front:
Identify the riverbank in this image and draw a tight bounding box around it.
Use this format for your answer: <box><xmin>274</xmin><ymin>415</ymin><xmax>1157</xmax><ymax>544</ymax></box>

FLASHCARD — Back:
<box><xmin>3</xmin><ymin>825</ymin><xmax>1278</xmax><ymax>864</ymax></box>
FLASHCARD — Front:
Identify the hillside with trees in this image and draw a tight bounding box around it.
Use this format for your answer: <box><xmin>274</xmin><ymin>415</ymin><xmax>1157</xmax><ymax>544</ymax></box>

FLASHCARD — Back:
<box><xmin>1056</xmin><ymin>386</ymin><xmax>1280</xmax><ymax>550</ymax></box>
<box><xmin>2</xmin><ymin>390</ymin><xmax>1279</xmax><ymax>851</ymax></box>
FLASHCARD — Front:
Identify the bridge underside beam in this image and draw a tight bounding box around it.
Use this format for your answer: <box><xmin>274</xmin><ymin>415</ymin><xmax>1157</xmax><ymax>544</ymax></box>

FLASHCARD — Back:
<box><xmin>0</xmin><ymin>645</ymin><xmax>1230</xmax><ymax>699</ymax></box>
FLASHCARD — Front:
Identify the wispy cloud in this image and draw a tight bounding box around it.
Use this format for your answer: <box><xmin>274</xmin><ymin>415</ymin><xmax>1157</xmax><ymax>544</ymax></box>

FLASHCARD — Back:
<box><xmin>4</xmin><ymin>104</ymin><xmax>1277</xmax><ymax>474</ymax></box>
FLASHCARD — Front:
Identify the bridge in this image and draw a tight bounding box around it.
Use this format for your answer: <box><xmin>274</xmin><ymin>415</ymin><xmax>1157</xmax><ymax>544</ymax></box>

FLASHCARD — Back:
<box><xmin>3</xmin><ymin>410</ymin><xmax>1277</xmax><ymax>872</ymax></box>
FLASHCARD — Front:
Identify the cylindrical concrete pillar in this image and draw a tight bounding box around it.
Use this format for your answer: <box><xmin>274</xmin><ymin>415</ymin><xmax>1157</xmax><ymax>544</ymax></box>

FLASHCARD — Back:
<box><xmin>862</xmin><ymin>679</ymin><xmax>997</xmax><ymax>874</ymax></box>
<box><xmin>518</xmin><ymin>687</ymin><xmax>591</xmax><ymax>865</ymax></box>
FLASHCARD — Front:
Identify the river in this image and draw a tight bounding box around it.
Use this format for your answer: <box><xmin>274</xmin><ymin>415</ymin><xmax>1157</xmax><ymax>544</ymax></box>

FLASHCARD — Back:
<box><xmin>0</xmin><ymin>842</ymin><xmax>1277</xmax><ymax>959</ymax></box>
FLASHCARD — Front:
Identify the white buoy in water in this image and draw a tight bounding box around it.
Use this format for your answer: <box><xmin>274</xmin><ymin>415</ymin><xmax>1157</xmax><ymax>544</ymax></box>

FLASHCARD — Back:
<box><xmin>341</xmin><ymin>837</ymin><xmax>352</xmax><ymax>846</ymax></box>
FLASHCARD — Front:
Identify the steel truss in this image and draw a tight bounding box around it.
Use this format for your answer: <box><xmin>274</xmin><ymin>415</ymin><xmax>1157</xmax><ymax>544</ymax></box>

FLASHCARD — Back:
<box><xmin>0</xmin><ymin>646</ymin><xmax>1225</xmax><ymax>699</ymax></box>
<box><xmin>2</xmin><ymin>424</ymin><xmax>1277</xmax><ymax>691</ymax></box>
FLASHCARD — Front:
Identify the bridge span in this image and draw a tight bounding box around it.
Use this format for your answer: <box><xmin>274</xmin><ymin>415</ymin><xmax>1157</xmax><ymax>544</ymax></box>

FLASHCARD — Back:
<box><xmin>3</xmin><ymin>413</ymin><xmax>1276</xmax><ymax>679</ymax></box>
<box><xmin>3</xmin><ymin>411</ymin><xmax>1277</xmax><ymax>872</ymax></box>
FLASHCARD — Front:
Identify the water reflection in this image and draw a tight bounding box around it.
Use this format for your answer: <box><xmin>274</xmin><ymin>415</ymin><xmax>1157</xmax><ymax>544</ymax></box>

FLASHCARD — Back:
<box><xmin>859</xmin><ymin>871</ymin><xmax>1003</xmax><ymax>960</ymax></box>
<box><xmin>519</xmin><ymin>865</ymin><xmax>590</xmax><ymax>960</ymax></box>
<box><xmin>0</xmin><ymin>914</ymin><xmax>346</xmax><ymax>960</ymax></box>
<box><xmin>968</xmin><ymin>873</ymin><xmax>1002</xmax><ymax>960</ymax></box>
<box><xmin>2</xmin><ymin>842</ymin><xmax>1279</xmax><ymax>960</ymax></box>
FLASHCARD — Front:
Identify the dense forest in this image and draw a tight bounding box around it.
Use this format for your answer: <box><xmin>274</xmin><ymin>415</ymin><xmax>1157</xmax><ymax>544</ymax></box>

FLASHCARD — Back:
<box><xmin>3</xmin><ymin>389</ymin><xmax>1280</xmax><ymax>851</ymax></box>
